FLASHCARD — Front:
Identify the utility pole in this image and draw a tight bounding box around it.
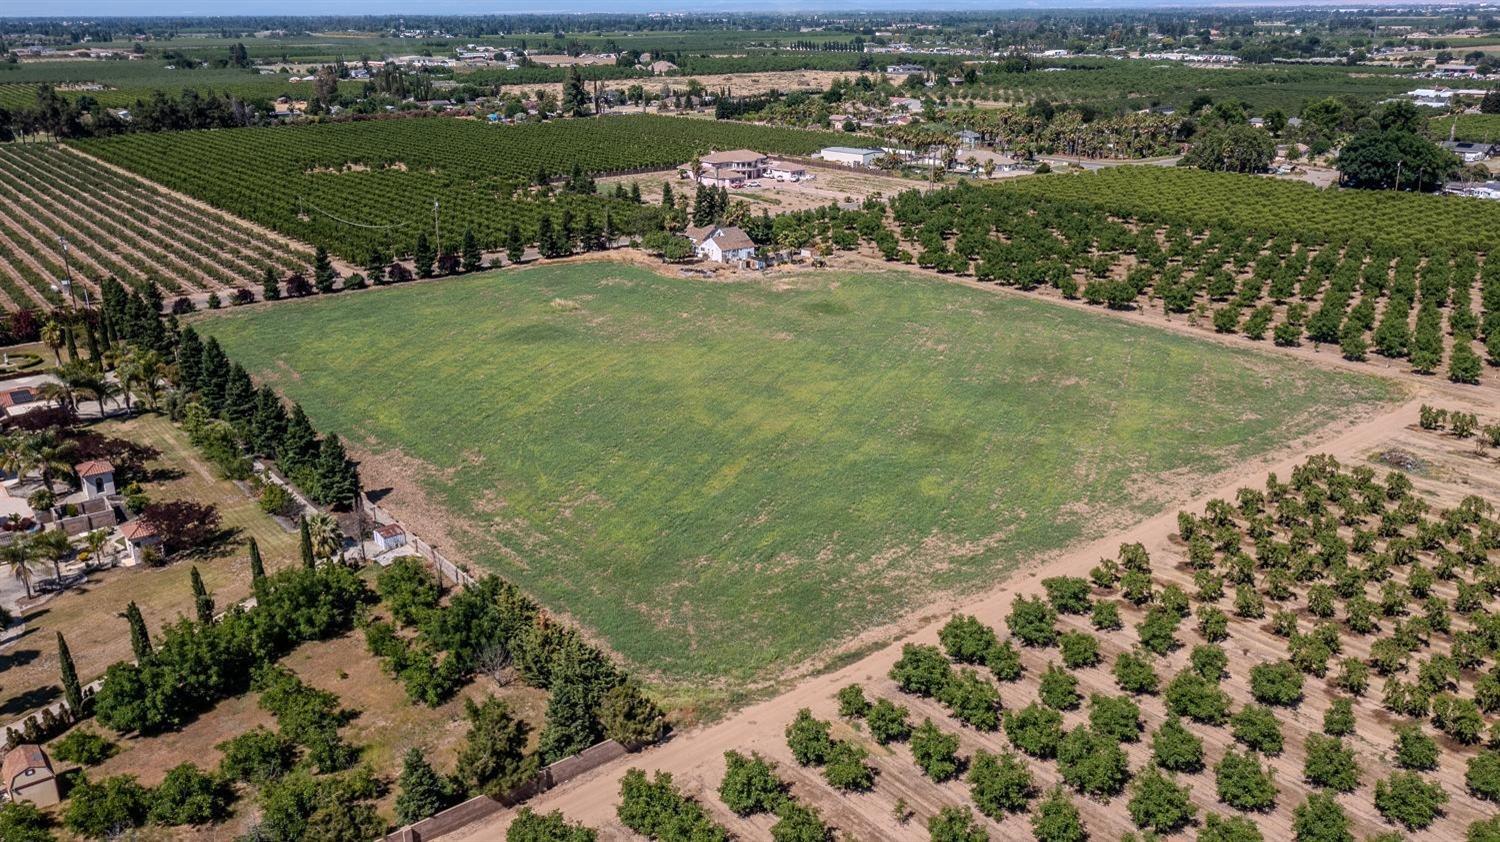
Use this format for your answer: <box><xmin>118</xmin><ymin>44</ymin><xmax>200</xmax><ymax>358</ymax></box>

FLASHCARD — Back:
<box><xmin>1394</xmin><ymin>159</ymin><xmax>1404</xmax><ymax>191</ymax></box>
<box><xmin>433</xmin><ymin>199</ymin><xmax>440</xmax><ymax>251</ymax></box>
<box><xmin>58</xmin><ymin>236</ymin><xmax>76</xmax><ymax>308</ymax></box>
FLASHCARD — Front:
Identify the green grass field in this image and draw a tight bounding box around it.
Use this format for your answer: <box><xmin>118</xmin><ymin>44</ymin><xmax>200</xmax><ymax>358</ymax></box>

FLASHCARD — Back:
<box><xmin>198</xmin><ymin>263</ymin><xmax>1400</xmax><ymax>691</ymax></box>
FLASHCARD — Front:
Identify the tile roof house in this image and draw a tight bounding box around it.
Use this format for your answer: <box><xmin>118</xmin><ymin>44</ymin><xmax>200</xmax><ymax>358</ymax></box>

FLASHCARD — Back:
<box><xmin>3</xmin><ymin>744</ymin><xmax>59</xmax><ymax>807</ymax></box>
<box><xmin>697</xmin><ymin>150</ymin><xmax>770</xmax><ymax>185</ymax></box>
<box><xmin>75</xmin><ymin>459</ymin><xmax>116</xmax><ymax>499</ymax></box>
<box><xmin>120</xmin><ymin>519</ymin><xmax>162</xmax><ymax>566</ymax></box>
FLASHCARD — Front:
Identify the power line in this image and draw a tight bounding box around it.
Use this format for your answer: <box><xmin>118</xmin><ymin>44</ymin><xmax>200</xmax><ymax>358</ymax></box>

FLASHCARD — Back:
<box><xmin>296</xmin><ymin>195</ymin><xmax>409</xmax><ymax>231</ymax></box>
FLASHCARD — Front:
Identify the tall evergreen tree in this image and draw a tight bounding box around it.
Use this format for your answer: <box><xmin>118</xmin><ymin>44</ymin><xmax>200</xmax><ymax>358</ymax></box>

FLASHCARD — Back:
<box><xmin>537</xmin><ymin>216</ymin><xmax>558</xmax><ymax>259</ymax></box>
<box><xmin>313</xmin><ymin>246</ymin><xmax>337</xmax><ymax>293</ymax></box>
<box><xmin>223</xmin><ymin>363</ymin><xmax>256</xmax><ymax>431</ymax></box>
<box><xmin>315</xmin><ymin>435</ymin><xmax>359</xmax><ymax>508</ymax></box>
<box><xmin>413</xmin><ymin>233</ymin><xmax>435</xmax><ymax>279</ymax></box>
<box><xmin>58</xmin><ymin>632</ymin><xmax>83</xmax><ymax>718</ymax></box>
<box><xmin>365</xmin><ymin>248</ymin><xmax>387</xmax><ymax>283</ymax></box>
<box><xmin>561</xmin><ymin>66</ymin><xmax>589</xmax><ymax>117</ymax></box>
<box><xmin>176</xmin><ymin>326</ymin><xmax>203</xmax><ymax>393</ymax></box>
<box><xmin>250</xmin><ymin>388</ymin><xmax>289</xmax><ymax>457</ymax></box>
<box><xmin>198</xmin><ymin>337</ymin><xmax>231</xmax><ymax>413</ymax></box>
<box><xmin>506</xmin><ymin>223</ymin><xmax>525</xmax><ymax>264</ymax></box>
<box><xmin>300</xmin><ymin>516</ymin><xmax>316</xmax><ymax>570</ymax></box>
<box><xmin>248</xmin><ymin>537</ymin><xmax>266</xmax><ymax>585</ymax></box>
<box><xmin>461</xmin><ymin>228</ymin><xmax>483</xmax><ymax>273</ymax></box>
<box><xmin>190</xmin><ymin>566</ymin><xmax>215</xmax><ymax>625</ymax></box>
<box><xmin>261</xmin><ymin>267</ymin><xmax>281</xmax><ymax>301</ymax></box>
<box><xmin>120</xmin><ymin>601</ymin><xmax>152</xmax><ymax>662</ymax></box>
<box><xmin>394</xmin><ymin>747</ymin><xmax>452</xmax><ymax>825</ymax></box>
<box><xmin>692</xmin><ymin>183</ymin><xmax>714</xmax><ymax>226</ymax></box>
<box><xmin>281</xmin><ymin>404</ymin><xmax>320</xmax><ymax>472</ymax></box>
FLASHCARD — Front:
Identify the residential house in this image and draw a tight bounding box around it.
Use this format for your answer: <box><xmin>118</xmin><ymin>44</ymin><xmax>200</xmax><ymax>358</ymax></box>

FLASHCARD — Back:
<box><xmin>1441</xmin><ymin>140</ymin><xmax>1495</xmax><ymax>163</ymax></box>
<box><xmin>75</xmin><ymin>460</ymin><xmax>115</xmax><ymax>500</ymax></box>
<box><xmin>698</xmin><ymin>150</ymin><xmax>770</xmax><ymax>185</ymax></box>
<box><xmin>120</xmin><ymin>519</ymin><xmax>162</xmax><ymax>566</ymax></box>
<box><xmin>1445</xmin><ymin>180</ymin><xmax>1500</xmax><ymax>199</ymax></box>
<box><xmin>3</xmin><ymin>745</ymin><xmax>59</xmax><ymax>807</ymax></box>
<box><xmin>649</xmin><ymin>60</ymin><xmax>678</xmax><ymax>75</ymax></box>
<box><xmin>818</xmin><ymin>146</ymin><xmax>883</xmax><ymax>167</ymax></box>
<box><xmin>686</xmin><ymin>225</ymin><xmax>758</xmax><ymax>264</ymax></box>
<box><xmin>955</xmin><ymin>129</ymin><xmax>982</xmax><ymax>148</ymax></box>
<box><xmin>373</xmin><ymin>523</ymin><xmax>408</xmax><ymax>553</ymax></box>
<box><xmin>889</xmin><ymin>96</ymin><xmax>923</xmax><ymax>112</ymax></box>
<box><xmin>886</xmin><ymin>64</ymin><xmax>925</xmax><ymax>76</ymax></box>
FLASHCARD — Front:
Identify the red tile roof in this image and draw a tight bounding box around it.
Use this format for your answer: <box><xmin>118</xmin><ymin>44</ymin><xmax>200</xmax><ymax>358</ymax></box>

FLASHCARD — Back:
<box><xmin>120</xmin><ymin>520</ymin><xmax>157</xmax><ymax>541</ymax></box>
<box><xmin>3</xmin><ymin>744</ymin><xmax>51</xmax><ymax>789</ymax></box>
<box><xmin>74</xmin><ymin>460</ymin><xmax>114</xmax><ymax>478</ymax></box>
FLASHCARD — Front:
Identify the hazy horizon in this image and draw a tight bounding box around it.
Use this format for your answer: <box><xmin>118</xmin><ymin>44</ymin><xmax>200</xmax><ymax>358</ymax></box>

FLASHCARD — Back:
<box><xmin>0</xmin><ymin>0</ymin><xmax>1450</xmax><ymax>20</ymax></box>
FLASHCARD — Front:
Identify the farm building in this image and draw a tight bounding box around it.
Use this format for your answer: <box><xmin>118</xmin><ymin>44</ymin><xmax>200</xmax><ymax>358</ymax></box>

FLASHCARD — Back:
<box><xmin>885</xmin><ymin>64</ymin><xmax>925</xmax><ymax>76</ymax></box>
<box><xmin>819</xmin><ymin>146</ymin><xmax>883</xmax><ymax>167</ymax></box>
<box><xmin>686</xmin><ymin>225</ymin><xmax>757</xmax><ymax>264</ymax></box>
<box><xmin>373</xmin><ymin>523</ymin><xmax>408</xmax><ymax>553</ymax></box>
<box><xmin>767</xmin><ymin>161</ymin><xmax>810</xmax><ymax>182</ymax></box>
<box><xmin>3</xmin><ymin>744</ymin><xmax>59</xmax><ymax>807</ymax></box>
<box><xmin>1441</xmin><ymin>140</ymin><xmax>1496</xmax><ymax>163</ymax></box>
<box><xmin>75</xmin><ymin>459</ymin><xmax>116</xmax><ymax>499</ymax></box>
<box><xmin>697</xmin><ymin>150</ymin><xmax>769</xmax><ymax>185</ymax></box>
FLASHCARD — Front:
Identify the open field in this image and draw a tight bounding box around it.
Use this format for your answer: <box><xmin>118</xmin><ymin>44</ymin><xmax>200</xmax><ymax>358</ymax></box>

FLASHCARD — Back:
<box><xmin>596</xmin><ymin>165</ymin><xmax>933</xmax><ymax>215</ymax></box>
<box><xmin>0</xmin><ymin>412</ymin><xmax>302</xmax><ymax>724</ymax></box>
<box><xmin>452</xmin><ymin>390</ymin><xmax>1500</xmax><ymax>842</ymax></box>
<box><xmin>0</xmin><ymin>61</ymin><xmax>302</xmax><ymax>111</ymax></box>
<box><xmin>77</xmin><ymin>115</ymin><xmax>842</xmax><ymax>261</ymax></box>
<box><xmin>0</xmin><ymin>144</ymin><xmax>316</xmax><ymax>309</ymax></box>
<box><xmin>197</xmin><ymin>261</ymin><xmax>1399</xmax><ymax>696</ymax></box>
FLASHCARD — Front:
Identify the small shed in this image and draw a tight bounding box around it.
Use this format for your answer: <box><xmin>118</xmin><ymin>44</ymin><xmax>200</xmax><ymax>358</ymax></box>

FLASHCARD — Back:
<box><xmin>120</xmin><ymin>519</ymin><xmax>162</xmax><ymax>566</ymax></box>
<box><xmin>373</xmin><ymin>523</ymin><xmax>408</xmax><ymax>553</ymax></box>
<box><xmin>3</xmin><ymin>744</ymin><xmax>59</xmax><ymax>807</ymax></box>
<box><xmin>75</xmin><ymin>459</ymin><xmax>116</xmax><ymax>499</ymax></box>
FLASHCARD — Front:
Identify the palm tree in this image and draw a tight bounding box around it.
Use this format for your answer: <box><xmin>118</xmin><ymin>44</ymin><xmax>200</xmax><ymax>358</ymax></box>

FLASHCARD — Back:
<box><xmin>304</xmin><ymin>511</ymin><xmax>345</xmax><ymax>562</ymax></box>
<box><xmin>82</xmin><ymin>528</ymin><xmax>110</xmax><ymax>568</ymax></box>
<box><xmin>36</xmin><ymin>380</ymin><xmax>75</xmax><ymax>413</ymax></box>
<box><xmin>30</xmin><ymin>529</ymin><xmax>73</xmax><ymax>589</ymax></box>
<box><xmin>2</xmin><ymin>538</ymin><xmax>39</xmax><ymax>599</ymax></box>
<box><xmin>39</xmin><ymin>320</ymin><xmax>63</xmax><ymax>365</ymax></box>
<box><xmin>16</xmin><ymin>431</ymin><xmax>76</xmax><ymax>492</ymax></box>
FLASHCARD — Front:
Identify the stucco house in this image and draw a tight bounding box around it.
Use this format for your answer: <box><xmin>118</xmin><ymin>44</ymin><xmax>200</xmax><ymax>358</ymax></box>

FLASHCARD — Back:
<box><xmin>373</xmin><ymin>523</ymin><xmax>408</xmax><ymax>554</ymax></box>
<box><xmin>75</xmin><ymin>459</ymin><xmax>116</xmax><ymax>500</ymax></box>
<box><xmin>3</xmin><ymin>744</ymin><xmax>59</xmax><ymax>807</ymax></box>
<box><xmin>120</xmin><ymin>519</ymin><xmax>162</xmax><ymax>566</ymax></box>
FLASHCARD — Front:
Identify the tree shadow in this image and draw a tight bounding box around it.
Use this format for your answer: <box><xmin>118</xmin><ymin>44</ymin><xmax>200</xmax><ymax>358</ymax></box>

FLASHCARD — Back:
<box><xmin>0</xmin><ymin>683</ymin><xmax>59</xmax><ymax>717</ymax></box>
<box><xmin>0</xmin><ymin>646</ymin><xmax>40</xmax><ymax>671</ymax></box>
<box><xmin>365</xmin><ymin>487</ymin><xmax>394</xmax><ymax>504</ymax></box>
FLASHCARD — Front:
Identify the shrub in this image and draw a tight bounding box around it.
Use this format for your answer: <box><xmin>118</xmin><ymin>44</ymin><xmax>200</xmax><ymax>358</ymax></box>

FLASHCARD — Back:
<box><xmin>1197</xmin><ymin>606</ymin><xmax>1230</xmax><ymax>642</ymax></box>
<box><xmin>968</xmin><ymin>749</ymin><xmax>1035</xmax><ymax>819</ymax></box>
<box><xmin>1039</xmin><ymin>663</ymin><xmax>1082</xmax><ymax>710</ymax></box>
<box><xmin>1127</xmin><ymin>765</ymin><xmax>1196</xmax><ymax>834</ymax></box>
<box><xmin>1056</xmin><ymin>726</ymin><xmax>1130</xmax><ymax>797</ymax></box>
<box><xmin>1007</xmin><ymin>596</ymin><xmax>1058</xmax><ymax>647</ymax></box>
<box><xmin>835</xmin><ymin>684</ymin><xmax>870</xmax><ymax>719</ymax></box>
<box><xmin>1201</xmin><ymin>813</ymin><xmax>1264</xmax><ymax>842</ymax></box>
<box><xmin>1394</xmin><ymin>724</ymin><xmax>1439</xmax><ymax>771</ymax></box>
<box><xmin>1216</xmin><ymin>749</ymin><xmax>1278</xmax><ymax>812</ymax></box>
<box><xmin>719</xmin><ymin>751</ymin><xmax>786</xmax><ymax>816</ymax></box>
<box><xmin>911</xmin><ymin>718</ymin><xmax>963</xmax><ymax>782</ymax></box>
<box><xmin>1432</xmin><ymin>694</ymin><xmax>1486</xmax><ymax>744</ymax></box>
<box><xmin>771</xmin><ymin>802</ymin><xmax>830</xmax><ymax>842</ymax></box>
<box><xmin>823</xmin><ymin>741</ymin><xmax>875</xmax><ymax>792</ymax></box>
<box><xmin>1152</xmin><ymin>716</ymin><xmax>1204</xmax><ymax>773</ymax></box>
<box><xmin>1250</xmin><ymin>661</ymin><xmax>1304</xmax><ymax>707</ymax></box>
<box><xmin>1231</xmin><ymin>704</ymin><xmax>1284</xmax><ymax>754</ymax></box>
<box><xmin>1469</xmin><ymin>816</ymin><xmax>1500</xmax><ymax>842</ymax></box>
<box><xmin>1292</xmin><ymin>792</ymin><xmax>1351</xmax><ymax>842</ymax></box>
<box><xmin>786</xmin><ymin>709</ymin><xmax>834</xmax><ymax>766</ymax></box>
<box><xmin>1190</xmin><ymin>644</ymin><xmax>1229</xmax><ymax>681</ymax></box>
<box><xmin>50</xmin><ymin>727</ymin><xmax>117</xmax><ymax>765</ymax></box>
<box><xmin>63</xmin><ymin>774</ymin><xmax>150</xmax><ymax>837</ymax></box>
<box><xmin>508</xmin><ymin>808</ymin><xmax>598</xmax><ymax>842</ymax></box>
<box><xmin>1322</xmin><ymin>698</ymin><xmax>1355</xmax><ymax>736</ymax></box>
<box><xmin>1164</xmin><ymin>669</ymin><xmax>1231</xmax><ymax>724</ymax></box>
<box><xmin>1136</xmin><ymin>606</ymin><xmax>1181</xmax><ymax>654</ymax></box>
<box><xmin>1090</xmin><ymin>600</ymin><xmax>1122</xmax><ymax>631</ymax></box>
<box><xmin>939</xmin><ymin>669</ymin><xmax>1001</xmax><ymax>731</ymax></box>
<box><xmin>930</xmin><ymin>805</ymin><xmax>987</xmax><ymax>842</ymax></box>
<box><xmin>1030</xmin><ymin>787</ymin><xmax>1087</xmax><ymax>842</ymax></box>
<box><xmin>1113</xmin><ymin>650</ymin><xmax>1160</xmax><ymax>695</ymax></box>
<box><xmin>1042</xmin><ymin>576</ymin><xmax>1093</xmax><ymax>615</ymax></box>
<box><xmin>395</xmin><ymin>748</ymin><xmax>454</xmax><ymax>826</ymax></box>
<box><xmin>217</xmin><ymin>726</ymin><xmax>297</xmax><ymax>783</ymax></box>
<box><xmin>1302</xmin><ymin>735</ymin><xmax>1359</xmax><ymax>792</ymax></box>
<box><xmin>1005</xmin><ymin>702</ymin><xmax>1064</xmax><ymax>759</ymax></box>
<box><xmin>1373</xmin><ymin>771</ymin><xmax>1448</xmax><ymax>830</ymax></box>
<box><xmin>149</xmin><ymin>762</ymin><xmax>233</xmax><ymax>825</ymax></box>
<box><xmin>867</xmin><ymin>698</ymin><xmax>912</xmax><ymax>744</ymax></box>
<box><xmin>375</xmin><ymin>556</ymin><xmax>441</xmax><ymax>626</ymax></box>
<box><xmin>1089</xmin><ymin>693</ymin><xmax>1142</xmax><ymax>743</ymax></box>
<box><xmin>940</xmin><ymin>615</ymin><xmax>998</xmax><ymax>664</ymax></box>
<box><xmin>985</xmin><ymin>638</ymin><xmax>1023</xmax><ymax>682</ymax></box>
<box><xmin>0</xmin><ymin>802</ymin><xmax>52</xmax><ymax>842</ymax></box>
<box><xmin>1467</xmin><ymin>749</ymin><xmax>1500</xmax><ymax>802</ymax></box>
<box><xmin>1059</xmin><ymin>631</ymin><xmax>1101</xmax><ymax>669</ymax></box>
<box><xmin>890</xmin><ymin>644</ymin><xmax>953</xmax><ymax>697</ymax></box>
<box><xmin>617</xmin><ymin>769</ymin><xmax>728</xmax><ymax>842</ymax></box>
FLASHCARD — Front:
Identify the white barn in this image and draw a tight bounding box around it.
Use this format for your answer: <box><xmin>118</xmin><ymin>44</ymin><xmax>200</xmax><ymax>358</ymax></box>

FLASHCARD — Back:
<box><xmin>818</xmin><ymin>146</ymin><xmax>882</xmax><ymax>167</ymax></box>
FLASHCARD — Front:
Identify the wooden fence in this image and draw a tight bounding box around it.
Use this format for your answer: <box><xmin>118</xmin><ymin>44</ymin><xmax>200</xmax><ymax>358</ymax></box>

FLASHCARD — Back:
<box><xmin>382</xmin><ymin>740</ymin><xmax>629</xmax><ymax>842</ymax></box>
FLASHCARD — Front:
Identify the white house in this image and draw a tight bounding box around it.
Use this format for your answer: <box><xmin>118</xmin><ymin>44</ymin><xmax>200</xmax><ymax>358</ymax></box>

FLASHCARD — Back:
<box><xmin>120</xmin><ymin>519</ymin><xmax>161</xmax><ymax>566</ymax></box>
<box><xmin>819</xmin><ymin>146</ymin><xmax>883</xmax><ymax>167</ymax></box>
<box><xmin>767</xmin><ymin>160</ymin><xmax>810</xmax><ymax>182</ymax></box>
<box><xmin>698</xmin><ymin>150</ymin><xmax>769</xmax><ymax>184</ymax></box>
<box><xmin>75</xmin><ymin>460</ymin><xmax>115</xmax><ymax>500</ymax></box>
<box><xmin>886</xmin><ymin>63</ymin><xmax>925</xmax><ymax>76</ymax></box>
<box><xmin>955</xmin><ymin>129</ymin><xmax>982</xmax><ymax>148</ymax></box>
<box><xmin>686</xmin><ymin>225</ymin><xmax>757</xmax><ymax>264</ymax></box>
<box><xmin>373</xmin><ymin>523</ymin><xmax>408</xmax><ymax>553</ymax></box>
